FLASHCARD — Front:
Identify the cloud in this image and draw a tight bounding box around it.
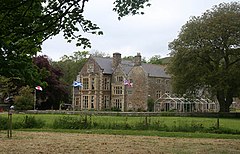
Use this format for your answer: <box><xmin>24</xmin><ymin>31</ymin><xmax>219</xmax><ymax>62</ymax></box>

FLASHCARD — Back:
<box><xmin>41</xmin><ymin>0</ymin><xmax>233</xmax><ymax>61</ymax></box>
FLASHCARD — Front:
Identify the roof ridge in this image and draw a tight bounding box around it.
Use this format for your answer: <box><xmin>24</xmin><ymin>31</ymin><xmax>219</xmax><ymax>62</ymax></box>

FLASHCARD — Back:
<box><xmin>92</xmin><ymin>55</ymin><xmax>169</xmax><ymax>77</ymax></box>
<box><xmin>92</xmin><ymin>56</ymin><xmax>112</xmax><ymax>59</ymax></box>
<box><xmin>142</xmin><ymin>63</ymin><xmax>166</xmax><ymax>68</ymax></box>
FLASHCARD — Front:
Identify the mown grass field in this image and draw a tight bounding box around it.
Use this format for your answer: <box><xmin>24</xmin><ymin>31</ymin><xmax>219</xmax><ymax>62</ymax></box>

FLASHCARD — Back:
<box><xmin>1</xmin><ymin>131</ymin><xmax>240</xmax><ymax>154</ymax></box>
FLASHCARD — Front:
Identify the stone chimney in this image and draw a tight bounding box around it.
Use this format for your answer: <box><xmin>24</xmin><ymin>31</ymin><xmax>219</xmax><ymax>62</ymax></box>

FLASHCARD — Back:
<box><xmin>112</xmin><ymin>52</ymin><xmax>121</xmax><ymax>69</ymax></box>
<box><xmin>134</xmin><ymin>53</ymin><xmax>141</xmax><ymax>66</ymax></box>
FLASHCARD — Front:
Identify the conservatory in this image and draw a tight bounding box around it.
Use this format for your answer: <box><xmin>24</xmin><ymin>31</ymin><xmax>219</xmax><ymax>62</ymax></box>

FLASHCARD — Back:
<box><xmin>154</xmin><ymin>93</ymin><xmax>218</xmax><ymax>112</ymax></box>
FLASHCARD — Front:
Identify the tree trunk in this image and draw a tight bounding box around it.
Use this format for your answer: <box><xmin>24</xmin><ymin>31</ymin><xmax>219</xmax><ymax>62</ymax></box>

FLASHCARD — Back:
<box><xmin>219</xmin><ymin>102</ymin><xmax>231</xmax><ymax>112</ymax></box>
<box><xmin>217</xmin><ymin>90</ymin><xmax>233</xmax><ymax>113</ymax></box>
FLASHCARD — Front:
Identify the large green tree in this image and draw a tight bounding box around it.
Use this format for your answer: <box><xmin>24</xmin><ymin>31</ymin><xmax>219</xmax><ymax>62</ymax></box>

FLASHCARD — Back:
<box><xmin>0</xmin><ymin>0</ymin><xmax>99</xmax><ymax>82</ymax></box>
<box><xmin>148</xmin><ymin>55</ymin><xmax>162</xmax><ymax>65</ymax></box>
<box><xmin>53</xmin><ymin>51</ymin><xmax>88</xmax><ymax>85</ymax></box>
<box><xmin>168</xmin><ymin>2</ymin><xmax>240</xmax><ymax>112</ymax></box>
<box><xmin>0</xmin><ymin>0</ymin><xmax>150</xmax><ymax>81</ymax></box>
<box><xmin>34</xmin><ymin>55</ymin><xmax>69</xmax><ymax>109</ymax></box>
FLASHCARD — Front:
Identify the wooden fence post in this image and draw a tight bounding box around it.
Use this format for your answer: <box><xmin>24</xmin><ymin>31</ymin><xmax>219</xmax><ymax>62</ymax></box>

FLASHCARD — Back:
<box><xmin>7</xmin><ymin>109</ymin><xmax>13</xmax><ymax>138</ymax></box>
<box><xmin>216</xmin><ymin>117</ymin><xmax>220</xmax><ymax>129</ymax></box>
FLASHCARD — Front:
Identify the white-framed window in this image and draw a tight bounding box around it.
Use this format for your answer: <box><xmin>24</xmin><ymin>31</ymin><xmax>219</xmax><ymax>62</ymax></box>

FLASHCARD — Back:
<box><xmin>127</xmin><ymin>90</ymin><xmax>132</xmax><ymax>95</ymax></box>
<box><xmin>91</xmin><ymin>96</ymin><xmax>94</xmax><ymax>109</ymax></box>
<box><xmin>113</xmin><ymin>86</ymin><xmax>123</xmax><ymax>95</ymax></box>
<box><xmin>157</xmin><ymin>78</ymin><xmax>161</xmax><ymax>84</ymax></box>
<box><xmin>91</xmin><ymin>78</ymin><xmax>95</xmax><ymax>90</ymax></box>
<box><xmin>75</xmin><ymin>97</ymin><xmax>80</xmax><ymax>106</ymax></box>
<box><xmin>83</xmin><ymin>78</ymin><xmax>89</xmax><ymax>90</ymax></box>
<box><xmin>116</xmin><ymin>76</ymin><xmax>123</xmax><ymax>82</ymax></box>
<box><xmin>114</xmin><ymin>99</ymin><xmax>122</xmax><ymax>109</ymax></box>
<box><xmin>103</xmin><ymin>95</ymin><xmax>110</xmax><ymax>109</ymax></box>
<box><xmin>83</xmin><ymin>96</ymin><xmax>88</xmax><ymax>109</ymax></box>
<box><xmin>156</xmin><ymin>91</ymin><xmax>162</xmax><ymax>98</ymax></box>
<box><xmin>103</xmin><ymin>77</ymin><xmax>110</xmax><ymax>90</ymax></box>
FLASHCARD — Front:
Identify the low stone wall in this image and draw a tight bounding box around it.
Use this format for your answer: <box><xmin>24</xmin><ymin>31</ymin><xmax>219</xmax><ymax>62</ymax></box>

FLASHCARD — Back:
<box><xmin>22</xmin><ymin>110</ymin><xmax>240</xmax><ymax>118</ymax></box>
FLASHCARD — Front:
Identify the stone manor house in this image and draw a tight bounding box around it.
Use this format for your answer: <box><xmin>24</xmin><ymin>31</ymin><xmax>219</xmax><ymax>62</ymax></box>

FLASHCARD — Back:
<box><xmin>73</xmin><ymin>52</ymin><xmax>171</xmax><ymax>111</ymax></box>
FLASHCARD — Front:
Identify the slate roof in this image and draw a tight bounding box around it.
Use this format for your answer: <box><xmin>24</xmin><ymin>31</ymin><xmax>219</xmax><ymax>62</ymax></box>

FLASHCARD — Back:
<box><xmin>92</xmin><ymin>56</ymin><xmax>170</xmax><ymax>78</ymax></box>
<box><xmin>93</xmin><ymin>57</ymin><xmax>113</xmax><ymax>74</ymax></box>
<box><xmin>142</xmin><ymin>63</ymin><xmax>170</xmax><ymax>78</ymax></box>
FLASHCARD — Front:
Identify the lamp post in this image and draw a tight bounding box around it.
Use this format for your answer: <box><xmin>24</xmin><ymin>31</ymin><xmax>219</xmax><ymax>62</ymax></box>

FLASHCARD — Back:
<box><xmin>72</xmin><ymin>83</ymin><xmax>75</xmax><ymax>111</ymax></box>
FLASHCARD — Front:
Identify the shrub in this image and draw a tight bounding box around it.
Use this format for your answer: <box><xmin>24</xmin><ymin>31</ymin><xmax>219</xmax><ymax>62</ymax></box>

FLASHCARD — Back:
<box><xmin>168</xmin><ymin>120</ymin><xmax>206</xmax><ymax>132</ymax></box>
<box><xmin>147</xmin><ymin>98</ymin><xmax>154</xmax><ymax>112</ymax></box>
<box><xmin>151</xmin><ymin>120</ymin><xmax>168</xmax><ymax>131</ymax></box>
<box><xmin>23</xmin><ymin>116</ymin><xmax>45</xmax><ymax>128</ymax></box>
<box><xmin>0</xmin><ymin>116</ymin><xmax>8</xmax><ymax>130</ymax></box>
<box><xmin>14</xmin><ymin>86</ymin><xmax>34</xmax><ymax>110</ymax></box>
<box><xmin>0</xmin><ymin>115</ymin><xmax>45</xmax><ymax>129</ymax></box>
<box><xmin>14</xmin><ymin>116</ymin><xmax>45</xmax><ymax>129</ymax></box>
<box><xmin>53</xmin><ymin>116</ymin><xmax>90</xmax><ymax>129</ymax></box>
<box><xmin>111</xmin><ymin>107</ymin><xmax>121</xmax><ymax>112</ymax></box>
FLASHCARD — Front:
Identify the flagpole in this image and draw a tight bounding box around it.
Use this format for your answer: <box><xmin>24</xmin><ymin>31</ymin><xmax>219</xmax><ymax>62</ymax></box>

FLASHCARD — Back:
<box><xmin>34</xmin><ymin>89</ymin><xmax>36</xmax><ymax>110</ymax></box>
<box><xmin>72</xmin><ymin>82</ymin><xmax>75</xmax><ymax>111</ymax></box>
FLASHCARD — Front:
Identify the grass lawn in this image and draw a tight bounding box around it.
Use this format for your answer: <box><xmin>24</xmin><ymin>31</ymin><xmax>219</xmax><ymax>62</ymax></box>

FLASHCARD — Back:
<box><xmin>8</xmin><ymin>113</ymin><xmax>240</xmax><ymax>130</ymax></box>
<box><xmin>1</xmin><ymin>113</ymin><xmax>240</xmax><ymax>139</ymax></box>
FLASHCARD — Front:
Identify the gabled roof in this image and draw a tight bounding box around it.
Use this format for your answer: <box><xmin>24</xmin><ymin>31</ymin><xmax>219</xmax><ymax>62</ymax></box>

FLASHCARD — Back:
<box><xmin>93</xmin><ymin>57</ymin><xmax>113</xmax><ymax>74</ymax></box>
<box><xmin>92</xmin><ymin>56</ymin><xmax>170</xmax><ymax>78</ymax></box>
<box><xmin>121</xmin><ymin>60</ymin><xmax>134</xmax><ymax>75</ymax></box>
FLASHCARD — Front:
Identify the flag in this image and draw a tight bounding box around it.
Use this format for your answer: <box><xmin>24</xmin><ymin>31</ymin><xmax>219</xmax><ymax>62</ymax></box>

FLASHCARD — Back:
<box><xmin>124</xmin><ymin>80</ymin><xmax>129</xmax><ymax>86</ymax></box>
<box><xmin>73</xmin><ymin>81</ymin><xmax>82</xmax><ymax>87</ymax></box>
<box><xmin>124</xmin><ymin>80</ymin><xmax>133</xmax><ymax>87</ymax></box>
<box><xmin>35</xmin><ymin>86</ymin><xmax>43</xmax><ymax>91</ymax></box>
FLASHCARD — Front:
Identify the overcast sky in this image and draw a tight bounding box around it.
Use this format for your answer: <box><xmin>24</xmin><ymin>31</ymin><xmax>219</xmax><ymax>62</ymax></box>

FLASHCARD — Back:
<box><xmin>41</xmin><ymin>0</ymin><xmax>234</xmax><ymax>61</ymax></box>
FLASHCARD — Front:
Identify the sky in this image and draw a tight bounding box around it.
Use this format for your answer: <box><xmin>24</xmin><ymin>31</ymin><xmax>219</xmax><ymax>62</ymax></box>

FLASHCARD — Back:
<box><xmin>41</xmin><ymin>0</ymin><xmax>234</xmax><ymax>61</ymax></box>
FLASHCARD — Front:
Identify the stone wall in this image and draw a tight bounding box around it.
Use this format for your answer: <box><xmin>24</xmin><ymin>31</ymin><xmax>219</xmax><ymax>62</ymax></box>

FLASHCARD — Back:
<box><xmin>128</xmin><ymin>66</ymin><xmax>148</xmax><ymax>111</ymax></box>
<box><xmin>111</xmin><ymin>66</ymin><xmax>126</xmax><ymax>111</ymax></box>
<box><xmin>77</xmin><ymin>57</ymin><xmax>112</xmax><ymax>111</ymax></box>
<box><xmin>148</xmin><ymin>76</ymin><xmax>171</xmax><ymax>101</ymax></box>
